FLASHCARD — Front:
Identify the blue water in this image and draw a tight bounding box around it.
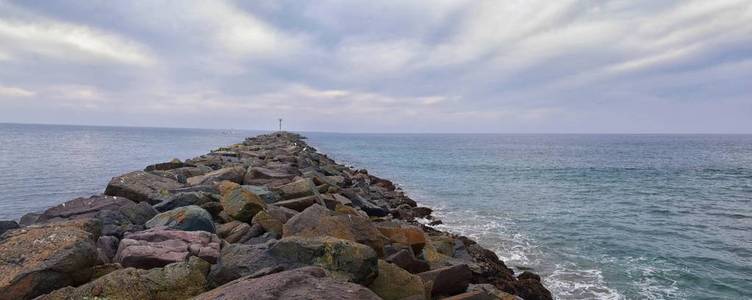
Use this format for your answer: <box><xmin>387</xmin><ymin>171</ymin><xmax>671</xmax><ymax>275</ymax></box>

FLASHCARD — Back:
<box><xmin>1</xmin><ymin>124</ymin><xmax>751</xmax><ymax>299</ymax></box>
<box><xmin>304</xmin><ymin>133</ymin><xmax>752</xmax><ymax>300</ymax></box>
<box><xmin>0</xmin><ymin>123</ymin><xmax>264</xmax><ymax>217</ymax></box>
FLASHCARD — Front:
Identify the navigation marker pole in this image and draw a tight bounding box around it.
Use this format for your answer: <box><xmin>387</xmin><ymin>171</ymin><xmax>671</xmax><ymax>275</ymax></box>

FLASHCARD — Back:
<box><xmin>278</xmin><ymin>118</ymin><xmax>283</xmax><ymax>131</ymax></box>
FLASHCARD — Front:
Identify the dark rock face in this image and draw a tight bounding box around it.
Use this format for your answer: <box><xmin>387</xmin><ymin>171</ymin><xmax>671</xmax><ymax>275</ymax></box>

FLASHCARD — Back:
<box><xmin>154</xmin><ymin>191</ymin><xmax>215</xmax><ymax>212</ymax></box>
<box><xmin>37</xmin><ymin>256</ymin><xmax>210</xmax><ymax>300</ymax></box>
<box><xmin>145</xmin><ymin>205</ymin><xmax>216</xmax><ymax>233</ymax></box>
<box><xmin>17</xmin><ymin>213</ymin><xmax>41</xmax><ymax>226</ymax></box>
<box><xmin>209</xmin><ymin>236</ymin><xmax>378</xmax><ymax>286</ymax></box>
<box><xmin>196</xmin><ymin>267</ymin><xmax>381</xmax><ymax>300</ymax></box>
<box><xmin>115</xmin><ymin>227</ymin><xmax>221</xmax><ymax>269</ymax></box>
<box><xmin>499</xmin><ymin>272</ymin><xmax>552</xmax><ymax>300</ymax></box>
<box><xmin>340</xmin><ymin>188</ymin><xmax>389</xmax><ymax>217</ymax></box>
<box><xmin>29</xmin><ymin>195</ymin><xmax>134</xmax><ymax>223</ymax></box>
<box><xmin>17</xmin><ymin>195</ymin><xmax>157</xmax><ymax>239</ymax></box>
<box><xmin>468</xmin><ymin>284</ymin><xmax>522</xmax><ymax>300</ymax></box>
<box><xmin>459</xmin><ymin>237</ymin><xmax>516</xmax><ymax>282</ymax></box>
<box><xmin>0</xmin><ymin>220</ymin><xmax>19</xmax><ymax>236</ymax></box>
<box><xmin>105</xmin><ymin>171</ymin><xmax>184</xmax><ymax>204</ymax></box>
<box><xmin>418</xmin><ymin>264</ymin><xmax>473</xmax><ymax>297</ymax></box>
<box><xmin>96</xmin><ymin>235</ymin><xmax>120</xmax><ymax>263</ymax></box>
<box><xmin>386</xmin><ymin>249</ymin><xmax>430</xmax><ymax>274</ymax></box>
<box><xmin>118</xmin><ymin>201</ymin><xmax>160</xmax><ymax>225</ymax></box>
<box><xmin>144</xmin><ymin>159</ymin><xmax>191</xmax><ymax>171</ymax></box>
<box><xmin>0</xmin><ymin>219</ymin><xmax>101</xmax><ymax>300</ymax></box>
<box><xmin>94</xmin><ymin>201</ymin><xmax>158</xmax><ymax>238</ymax></box>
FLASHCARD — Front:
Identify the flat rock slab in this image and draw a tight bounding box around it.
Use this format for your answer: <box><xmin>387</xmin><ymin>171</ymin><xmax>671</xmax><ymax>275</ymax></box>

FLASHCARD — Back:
<box><xmin>187</xmin><ymin>166</ymin><xmax>246</xmax><ymax>186</ymax></box>
<box><xmin>115</xmin><ymin>227</ymin><xmax>221</xmax><ymax>269</ymax></box>
<box><xmin>0</xmin><ymin>220</ymin><xmax>100</xmax><ymax>300</ymax></box>
<box><xmin>32</xmin><ymin>195</ymin><xmax>135</xmax><ymax>223</ymax></box>
<box><xmin>197</xmin><ymin>266</ymin><xmax>381</xmax><ymax>300</ymax></box>
<box><xmin>105</xmin><ymin>171</ymin><xmax>184</xmax><ymax>204</ymax></box>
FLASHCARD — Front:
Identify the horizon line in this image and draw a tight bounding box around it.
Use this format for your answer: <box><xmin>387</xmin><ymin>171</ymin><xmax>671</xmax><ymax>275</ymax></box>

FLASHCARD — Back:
<box><xmin>1</xmin><ymin>121</ymin><xmax>751</xmax><ymax>135</ymax></box>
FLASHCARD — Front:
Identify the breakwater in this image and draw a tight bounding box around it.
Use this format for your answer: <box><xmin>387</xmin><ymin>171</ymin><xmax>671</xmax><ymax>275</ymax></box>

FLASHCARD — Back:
<box><xmin>0</xmin><ymin>132</ymin><xmax>551</xmax><ymax>300</ymax></box>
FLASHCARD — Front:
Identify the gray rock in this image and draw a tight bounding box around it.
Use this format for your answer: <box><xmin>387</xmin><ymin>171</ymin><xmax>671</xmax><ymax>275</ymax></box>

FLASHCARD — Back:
<box><xmin>95</xmin><ymin>209</ymin><xmax>143</xmax><ymax>238</ymax></box>
<box><xmin>154</xmin><ymin>191</ymin><xmax>215</xmax><ymax>212</ymax></box>
<box><xmin>187</xmin><ymin>166</ymin><xmax>246</xmax><ymax>186</ymax></box>
<box><xmin>18</xmin><ymin>212</ymin><xmax>41</xmax><ymax>226</ymax></box>
<box><xmin>105</xmin><ymin>171</ymin><xmax>184</xmax><ymax>204</ymax></box>
<box><xmin>340</xmin><ymin>188</ymin><xmax>389</xmax><ymax>217</ymax></box>
<box><xmin>144</xmin><ymin>158</ymin><xmax>190</xmax><ymax>171</ymax></box>
<box><xmin>96</xmin><ymin>235</ymin><xmax>120</xmax><ymax>263</ymax></box>
<box><xmin>241</xmin><ymin>185</ymin><xmax>280</xmax><ymax>203</ymax></box>
<box><xmin>31</xmin><ymin>195</ymin><xmax>135</xmax><ymax>224</ymax></box>
<box><xmin>145</xmin><ymin>205</ymin><xmax>216</xmax><ymax>233</ymax></box>
<box><xmin>386</xmin><ymin>249</ymin><xmax>430</xmax><ymax>274</ymax></box>
<box><xmin>209</xmin><ymin>236</ymin><xmax>378</xmax><ymax>286</ymax></box>
<box><xmin>118</xmin><ymin>201</ymin><xmax>159</xmax><ymax>225</ymax></box>
<box><xmin>0</xmin><ymin>220</ymin><xmax>19</xmax><ymax>236</ymax></box>
<box><xmin>418</xmin><ymin>264</ymin><xmax>473</xmax><ymax>297</ymax></box>
<box><xmin>243</xmin><ymin>167</ymin><xmax>296</xmax><ymax>186</ymax></box>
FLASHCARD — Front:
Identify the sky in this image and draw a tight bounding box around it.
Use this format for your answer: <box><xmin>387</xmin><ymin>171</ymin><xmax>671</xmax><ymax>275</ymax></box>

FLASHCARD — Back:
<box><xmin>0</xmin><ymin>0</ymin><xmax>750</xmax><ymax>133</ymax></box>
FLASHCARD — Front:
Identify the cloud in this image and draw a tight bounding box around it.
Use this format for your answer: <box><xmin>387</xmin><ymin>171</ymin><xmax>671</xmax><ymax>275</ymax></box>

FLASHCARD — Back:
<box><xmin>0</xmin><ymin>85</ymin><xmax>35</xmax><ymax>97</ymax></box>
<box><xmin>0</xmin><ymin>17</ymin><xmax>154</xmax><ymax>66</ymax></box>
<box><xmin>180</xmin><ymin>1</ymin><xmax>309</xmax><ymax>59</ymax></box>
<box><xmin>0</xmin><ymin>0</ymin><xmax>750</xmax><ymax>132</ymax></box>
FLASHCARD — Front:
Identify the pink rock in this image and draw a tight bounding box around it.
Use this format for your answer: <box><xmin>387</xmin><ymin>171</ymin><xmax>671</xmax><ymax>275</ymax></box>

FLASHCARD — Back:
<box><xmin>115</xmin><ymin>227</ymin><xmax>221</xmax><ymax>269</ymax></box>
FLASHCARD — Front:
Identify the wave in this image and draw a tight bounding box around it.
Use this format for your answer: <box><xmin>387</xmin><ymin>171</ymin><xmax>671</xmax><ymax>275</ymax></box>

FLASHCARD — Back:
<box><xmin>413</xmin><ymin>195</ymin><xmax>623</xmax><ymax>300</ymax></box>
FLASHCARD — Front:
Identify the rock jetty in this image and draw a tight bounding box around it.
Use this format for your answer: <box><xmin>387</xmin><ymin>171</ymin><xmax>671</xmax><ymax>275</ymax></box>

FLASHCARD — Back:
<box><xmin>0</xmin><ymin>132</ymin><xmax>552</xmax><ymax>300</ymax></box>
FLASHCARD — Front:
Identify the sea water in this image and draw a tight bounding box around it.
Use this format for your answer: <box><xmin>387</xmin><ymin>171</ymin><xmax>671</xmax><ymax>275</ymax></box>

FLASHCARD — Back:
<box><xmin>0</xmin><ymin>124</ymin><xmax>750</xmax><ymax>299</ymax></box>
<box><xmin>304</xmin><ymin>133</ymin><xmax>752</xmax><ymax>299</ymax></box>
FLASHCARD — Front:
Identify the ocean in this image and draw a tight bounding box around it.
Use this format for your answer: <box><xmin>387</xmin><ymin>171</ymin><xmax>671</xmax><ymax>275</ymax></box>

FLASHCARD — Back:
<box><xmin>1</xmin><ymin>123</ymin><xmax>750</xmax><ymax>299</ymax></box>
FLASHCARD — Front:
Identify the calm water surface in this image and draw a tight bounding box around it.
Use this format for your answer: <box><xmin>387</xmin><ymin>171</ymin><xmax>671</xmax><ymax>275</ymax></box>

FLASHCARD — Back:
<box><xmin>1</xmin><ymin>124</ymin><xmax>750</xmax><ymax>299</ymax></box>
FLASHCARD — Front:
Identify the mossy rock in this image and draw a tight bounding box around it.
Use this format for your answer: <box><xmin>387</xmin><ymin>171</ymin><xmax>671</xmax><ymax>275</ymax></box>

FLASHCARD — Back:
<box><xmin>368</xmin><ymin>260</ymin><xmax>427</xmax><ymax>300</ymax></box>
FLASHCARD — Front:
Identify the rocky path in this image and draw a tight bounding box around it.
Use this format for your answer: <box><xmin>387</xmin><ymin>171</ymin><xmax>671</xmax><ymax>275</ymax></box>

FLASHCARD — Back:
<box><xmin>0</xmin><ymin>132</ymin><xmax>551</xmax><ymax>300</ymax></box>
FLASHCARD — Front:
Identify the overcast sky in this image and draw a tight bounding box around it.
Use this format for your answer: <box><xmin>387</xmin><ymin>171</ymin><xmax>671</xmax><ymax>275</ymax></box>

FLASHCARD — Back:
<box><xmin>0</xmin><ymin>1</ymin><xmax>750</xmax><ymax>133</ymax></box>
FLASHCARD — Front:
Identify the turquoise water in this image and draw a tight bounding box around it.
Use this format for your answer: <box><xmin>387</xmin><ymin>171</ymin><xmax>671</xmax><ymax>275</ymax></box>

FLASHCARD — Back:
<box><xmin>1</xmin><ymin>124</ymin><xmax>750</xmax><ymax>299</ymax></box>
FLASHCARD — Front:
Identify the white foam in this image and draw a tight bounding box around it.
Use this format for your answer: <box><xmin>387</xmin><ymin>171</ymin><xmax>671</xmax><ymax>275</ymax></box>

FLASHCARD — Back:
<box><xmin>415</xmin><ymin>196</ymin><xmax>625</xmax><ymax>300</ymax></box>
